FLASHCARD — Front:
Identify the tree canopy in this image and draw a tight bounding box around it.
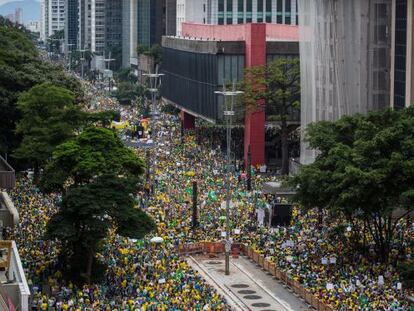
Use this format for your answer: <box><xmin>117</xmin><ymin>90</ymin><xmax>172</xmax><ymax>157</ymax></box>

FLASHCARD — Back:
<box><xmin>0</xmin><ymin>18</ymin><xmax>83</xmax><ymax>161</ymax></box>
<box><xmin>46</xmin><ymin>175</ymin><xmax>155</xmax><ymax>284</ymax></box>
<box><xmin>41</xmin><ymin>127</ymin><xmax>145</xmax><ymax>192</ymax></box>
<box><xmin>43</xmin><ymin>127</ymin><xmax>153</xmax><ymax>283</ymax></box>
<box><xmin>241</xmin><ymin>58</ymin><xmax>300</xmax><ymax>174</ymax></box>
<box><xmin>291</xmin><ymin>108</ymin><xmax>414</xmax><ymax>261</ymax></box>
<box><xmin>13</xmin><ymin>82</ymin><xmax>82</xmax><ymax>181</ymax></box>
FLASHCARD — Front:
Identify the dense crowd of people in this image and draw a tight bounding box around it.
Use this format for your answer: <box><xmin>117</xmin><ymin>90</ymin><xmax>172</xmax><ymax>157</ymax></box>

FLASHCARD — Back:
<box><xmin>7</xmin><ymin>88</ymin><xmax>414</xmax><ymax>310</ymax></box>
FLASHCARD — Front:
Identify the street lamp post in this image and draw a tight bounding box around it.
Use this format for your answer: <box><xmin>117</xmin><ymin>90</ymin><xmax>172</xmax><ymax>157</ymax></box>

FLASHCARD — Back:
<box><xmin>78</xmin><ymin>49</ymin><xmax>88</xmax><ymax>79</ymax></box>
<box><xmin>142</xmin><ymin>71</ymin><xmax>165</xmax><ymax>121</ymax></box>
<box><xmin>142</xmin><ymin>71</ymin><xmax>163</xmax><ymax>194</ymax></box>
<box><xmin>104</xmin><ymin>56</ymin><xmax>115</xmax><ymax>92</ymax></box>
<box><xmin>215</xmin><ymin>83</ymin><xmax>243</xmax><ymax>276</ymax></box>
<box><xmin>66</xmin><ymin>43</ymin><xmax>75</xmax><ymax>72</ymax></box>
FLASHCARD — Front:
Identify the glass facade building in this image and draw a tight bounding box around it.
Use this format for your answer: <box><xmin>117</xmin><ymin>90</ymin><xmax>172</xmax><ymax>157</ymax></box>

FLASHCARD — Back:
<box><xmin>65</xmin><ymin>0</ymin><xmax>79</xmax><ymax>52</ymax></box>
<box><xmin>137</xmin><ymin>0</ymin><xmax>166</xmax><ymax>48</ymax></box>
<box><xmin>394</xmin><ymin>0</ymin><xmax>408</xmax><ymax>109</ymax></box>
<box><xmin>298</xmin><ymin>0</ymin><xmax>392</xmax><ymax>164</ymax></box>
<box><xmin>213</xmin><ymin>0</ymin><xmax>298</xmax><ymax>25</ymax></box>
<box><xmin>161</xmin><ymin>39</ymin><xmax>298</xmax><ymax>122</ymax></box>
<box><xmin>105</xmin><ymin>0</ymin><xmax>123</xmax><ymax>68</ymax></box>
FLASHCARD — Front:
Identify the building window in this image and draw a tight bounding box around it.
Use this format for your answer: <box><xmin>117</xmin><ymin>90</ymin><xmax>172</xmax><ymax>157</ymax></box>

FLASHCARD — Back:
<box><xmin>227</xmin><ymin>0</ymin><xmax>233</xmax><ymax>24</ymax></box>
<box><xmin>257</xmin><ymin>0</ymin><xmax>263</xmax><ymax>22</ymax></box>
<box><xmin>285</xmin><ymin>0</ymin><xmax>291</xmax><ymax>24</ymax></box>
<box><xmin>237</xmin><ymin>0</ymin><xmax>244</xmax><ymax>23</ymax></box>
<box><xmin>218</xmin><ymin>0</ymin><xmax>224</xmax><ymax>24</ymax></box>
<box><xmin>246</xmin><ymin>0</ymin><xmax>252</xmax><ymax>23</ymax></box>
<box><xmin>266</xmin><ymin>0</ymin><xmax>272</xmax><ymax>22</ymax></box>
<box><xmin>295</xmin><ymin>0</ymin><xmax>299</xmax><ymax>25</ymax></box>
<box><xmin>277</xmin><ymin>0</ymin><xmax>283</xmax><ymax>23</ymax></box>
<box><xmin>394</xmin><ymin>0</ymin><xmax>407</xmax><ymax>109</ymax></box>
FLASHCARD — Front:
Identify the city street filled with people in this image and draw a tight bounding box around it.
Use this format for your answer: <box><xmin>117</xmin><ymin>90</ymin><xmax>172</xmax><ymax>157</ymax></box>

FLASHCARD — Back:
<box><xmin>7</xmin><ymin>92</ymin><xmax>414</xmax><ymax>310</ymax></box>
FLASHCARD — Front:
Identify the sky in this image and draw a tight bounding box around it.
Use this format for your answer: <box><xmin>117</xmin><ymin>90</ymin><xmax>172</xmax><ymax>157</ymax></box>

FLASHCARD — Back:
<box><xmin>0</xmin><ymin>0</ymin><xmax>39</xmax><ymax>5</ymax></box>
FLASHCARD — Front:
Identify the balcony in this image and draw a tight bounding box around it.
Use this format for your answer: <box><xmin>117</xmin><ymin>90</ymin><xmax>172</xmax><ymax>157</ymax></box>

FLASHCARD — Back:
<box><xmin>0</xmin><ymin>241</ymin><xmax>30</xmax><ymax>311</ymax></box>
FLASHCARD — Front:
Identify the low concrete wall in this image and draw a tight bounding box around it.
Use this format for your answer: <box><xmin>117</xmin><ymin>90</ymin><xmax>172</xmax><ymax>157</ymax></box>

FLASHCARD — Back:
<box><xmin>0</xmin><ymin>192</ymin><xmax>19</xmax><ymax>227</ymax></box>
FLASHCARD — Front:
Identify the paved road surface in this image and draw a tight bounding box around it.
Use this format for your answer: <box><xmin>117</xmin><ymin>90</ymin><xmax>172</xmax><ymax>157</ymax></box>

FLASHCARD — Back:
<box><xmin>188</xmin><ymin>255</ymin><xmax>310</xmax><ymax>311</ymax></box>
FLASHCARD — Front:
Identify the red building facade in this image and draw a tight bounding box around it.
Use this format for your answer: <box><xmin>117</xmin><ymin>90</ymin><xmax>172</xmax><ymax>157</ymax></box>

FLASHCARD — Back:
<box><xmin>163</xmin><ymin>23</ymin><xmax>299</xmax><ymax>166</ymax></box>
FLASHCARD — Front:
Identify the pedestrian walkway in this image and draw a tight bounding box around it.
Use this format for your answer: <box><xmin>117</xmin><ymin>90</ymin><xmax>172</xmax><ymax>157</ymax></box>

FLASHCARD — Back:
<box><xmin>188</xmin><ymin>255</ymin><xmax>310</xmax><ymax>311</ymax></box>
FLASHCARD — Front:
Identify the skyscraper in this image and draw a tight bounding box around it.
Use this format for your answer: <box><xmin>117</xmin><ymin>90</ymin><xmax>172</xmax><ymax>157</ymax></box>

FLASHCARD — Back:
<box><xmin>298</xmin><ymin>0</ymin><xmax>404</xmax><ymax>164</ymax></box>
<box><xmin>122</xmin><ymin>0</ymin><xmax>134</xmax><ymax>68</ymax></box>
<box><xmin>65</xmin><ymin>0</ymin><xmax>79</xmax><ymax>52</ymax></box>
<box><xmin>391</xmin><ymin>0</ymin><xmax>414</xmax><ymax>109</ymax></box>
<box><xmin>105</xmin><ymin>0</ymin><xmax>123</xmax><ymax>67</ymax></box>
<box><xmin>40</xmin><ymin>0</ymin><xmax>65</xmax><ymax>41</ymax></box>
<box><xmin>14</xmin><ymin>8</ymin><xmax>23</xmax><ymax>24</ymax></box>
<box><xmin>137</xmin><ymin>0</ymin><xmax>166</xmax><ymax>48</ymax></box>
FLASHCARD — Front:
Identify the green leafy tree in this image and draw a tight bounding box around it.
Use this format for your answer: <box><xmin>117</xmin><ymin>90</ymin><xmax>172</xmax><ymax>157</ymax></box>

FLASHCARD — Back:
<box><xmin>115</xmin><ymin>82</ymin><xmax>145</xmax><ymax>104</ymax></box>
<box><xmin>47</xmin><ymin>29</ymin><xmax>64</xmax><ymax>53</ymax></box>
<box><xmin>43</xmin><ymin>127</ymin><xmax>154</xmax><ymax>283</ymax></box>
<box><xmin>115</xmin><ymin>68</ymin><xmax>138</xmax><ymax>83</ymax></box>
<box><xmin>13</xmin><ymin>82</ymin><xmax>82</xmax><ymax>182</ymax></box>
<box><xmin>0</xmin><ymin>19</ymin><xmax>84</xmax><ymax>160</ymax></box>
<box><xmin>41</xmin><ymin>127</ymin><xmax>145</xmax><ymax>192</ymax></box>
<box><xmin>46</xmin><ymin>176</ymin><xmax>155</xmax><ymax>284</ymax></box>
<box><xmin>291</xmin><ymin>108</ymin><xmax>414</xmax><ymax>262</ymax></box>
<box><xmin>241</xmin><ymin>58</ymin><xmax>300</xmax><ymax>174</ymax></box>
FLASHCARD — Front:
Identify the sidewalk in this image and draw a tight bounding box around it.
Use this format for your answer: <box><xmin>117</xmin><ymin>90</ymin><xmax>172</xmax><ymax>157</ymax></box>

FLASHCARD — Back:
<box><xmin>188</xmin><ymin>255</ymin><xmax>310</xmax><ymax>311</ymax></box>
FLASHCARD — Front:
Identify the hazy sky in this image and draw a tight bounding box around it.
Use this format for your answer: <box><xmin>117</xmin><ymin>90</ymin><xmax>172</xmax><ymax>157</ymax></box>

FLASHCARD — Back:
<box><xmin>0</xmin><ymin>0</ymin><xmax>39</xmax><ymax>5</ymax></box>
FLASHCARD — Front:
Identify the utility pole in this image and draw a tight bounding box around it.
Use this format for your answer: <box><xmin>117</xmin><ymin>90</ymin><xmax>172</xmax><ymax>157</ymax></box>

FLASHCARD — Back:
<box><xmin>78</xmin><ymin>49</ymin><xmax>88</xmax><ymax>79</ymax></box>
<box><xmin>215</xmin><ymin>82</ymin><xmax>243</xmax><ymax>276</ymax></box>
<box><xmin>247</xmin><ymin>145</ymin><xmax>252</xmax><ymax>191</ymax></box>
<box><xmin>192</xmin><ymin>180</ymin><xmax>198</xmax><ymax>229</ymax></box>
<box><xmin>142</xmin><ymin>71</ymin><xmax>163</xmax><ymax>195</ymax></box>
<box><xmin>104</xmin><ymin>54</ymin><xmax>115</xmax><ymax>92</ymax></box>
<box><xmin>66</xmin><ymin>43</ymin><xmax>74</xmax><ymax>72</ymax></box>
<box><xmin>143</xmin><ymin>71</ymin><xmax>164</xmax><ymax>121</ymax></box>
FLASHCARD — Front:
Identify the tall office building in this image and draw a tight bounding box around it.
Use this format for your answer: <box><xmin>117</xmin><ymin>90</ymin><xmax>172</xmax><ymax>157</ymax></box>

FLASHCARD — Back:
<box><xmin>391</xmin><ymin>0</ymin><xmax>414</xmax><ymax>109</ymax></box>
<box><xmin>15</xmin><ymin>8</ymin><xmax>23</xmax><ymax>24</ymax></box>
<box><xmin>298</xmin><ymin>0</ymin><xmax>394</xmax><ymax>164</ymax></box>
<box><xmin>166</xmin><ymin>0</ymin><xmax>177</xmax><ymax>35</ymax></box>
<box><xmin>40</xmin><ymin>0</ymin><xmax>65</xmax><ymax>40</ymax></box>
<box><xmin>77</xmin><ymin>0</ymin><xmax>106</xmax><ymax>54</ymax></box>
<box><xmin>122</xmin><ymin>0</ymin><xmax>137</xmax><ymax>67</ymax></box>
<box><xmin>78</xmin><ymin>0</ymin><xmax>90</xmax><ymax>50</ymax></box>
<box><xmin>40</xmin><ymin>0</ymin><xmax>47</xmax><ymax>41</ymax></box>
<box><xmin>176</xmin><ymin>0</ymin><xmax>298</xmax><ymax>36</ymax></box>
<box><xmin>90</xmin><ymin>0</ymin><xmax>106</xmax><ymax>54</ymax></box>
<box><xmin>105</xmin><ymin>0</ymin><xmax>123</xmax><ymax>67</ymax></box>
<box><xmin>137</xmin><ymin>0</ymin><xmax>166</xmax><ymax>47</ymax></box>
<box><xmin>65</xmin><ymin>0</ymin><xmax>79</xmax><ymax>53</ymax></box>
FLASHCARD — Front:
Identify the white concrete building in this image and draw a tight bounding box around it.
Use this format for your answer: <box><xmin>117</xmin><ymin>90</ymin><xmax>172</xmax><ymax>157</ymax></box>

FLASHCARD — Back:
<box><xmin>297</xmin><ymin>0</ymin><xmax>403</xmax><ymax>164</ymax></box>
<box><xmin>26</xmin><ymin>21</ymin><xmax>41</xmax><ymax>33</ymax></box>
<box><xmin>40</xmin><ymin>0</ymin><xmax>65</xmax><ymax>40</ymax></box>
<box><xmin>176</xmin><ymin>0</ymin><xmax>207</xmax><ymax>36</ymax></box>
<box><xmin>14</xmin><ymin>8</ymin><xmax>23</xmax><ymax>24</ymax></box>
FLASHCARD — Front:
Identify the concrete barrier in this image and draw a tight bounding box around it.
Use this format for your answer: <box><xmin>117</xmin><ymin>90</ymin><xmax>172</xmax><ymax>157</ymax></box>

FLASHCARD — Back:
<box><xmin>253</xmin><ymin>250</ymin><xmax>259</xmax><ymax>263</ymax></box>
<box><xmin>258</xmin><ymin>254</ymin><xmax>264</xmax><ymax>267</ymax></box>
<box><xmin>263</xmin><ymin>259</ymin><xmax>269</xmax><ymax>271</ymax></box>
<box><xmin>180</xmin><ymin>243</ymin><xmax>336</xmax><ymax>311</ymax></box>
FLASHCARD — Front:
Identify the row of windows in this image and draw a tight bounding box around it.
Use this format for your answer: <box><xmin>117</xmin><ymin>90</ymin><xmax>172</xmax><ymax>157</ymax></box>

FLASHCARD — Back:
<box><xmin>394</xmin><ymin>0</ymin><xmax>407</xmax><ymax>109</ymax></box>
<box><xmin>218</xmin><ymin>0</ymin><xmax>298</xmax><ymax>25</ymax></box>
